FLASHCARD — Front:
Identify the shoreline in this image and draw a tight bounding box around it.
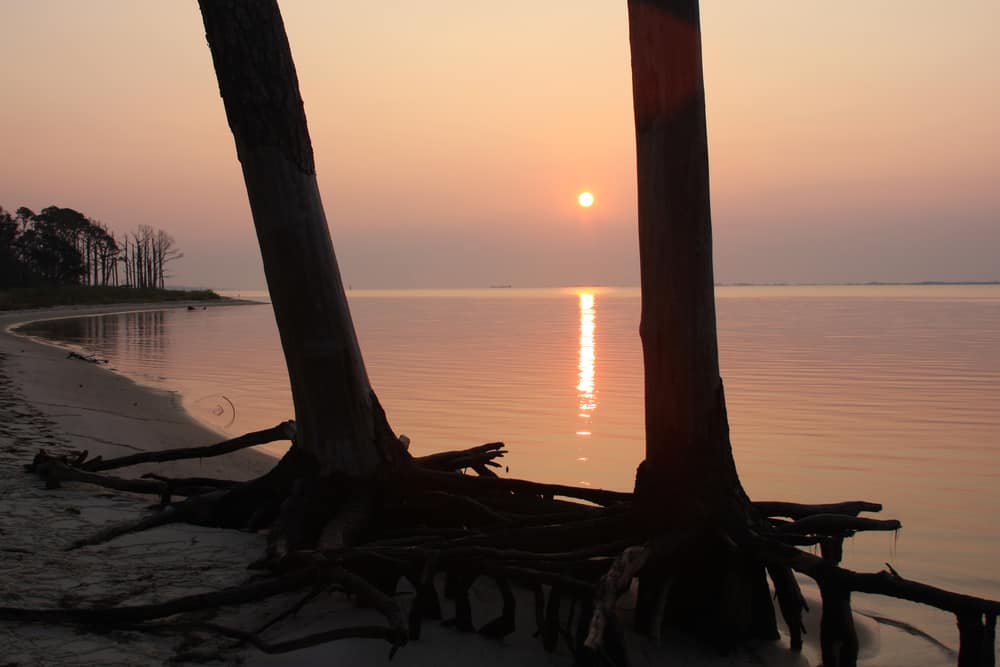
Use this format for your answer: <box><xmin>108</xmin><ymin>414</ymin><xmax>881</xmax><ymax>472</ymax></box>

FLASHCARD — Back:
<box><xmin>0</xmin><ymin>301</ymin><xmax>279</xmax><ymax>665</ymax></box>
<box><xmin>0</xmin><ymin>302</ymin><xmax>933</xmax><ymax>666</ymax></box>
<box><xmin>3</xmin><ymin>299</ymin><xmax>270</xmax><ymax>444</ymax></box>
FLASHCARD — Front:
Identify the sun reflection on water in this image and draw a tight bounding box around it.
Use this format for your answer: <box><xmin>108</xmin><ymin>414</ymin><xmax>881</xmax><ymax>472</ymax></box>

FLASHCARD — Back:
<box><xmin>577</xmin><ymin>292</ymin><xmax>597</xmax><ymax>435</ymax></box>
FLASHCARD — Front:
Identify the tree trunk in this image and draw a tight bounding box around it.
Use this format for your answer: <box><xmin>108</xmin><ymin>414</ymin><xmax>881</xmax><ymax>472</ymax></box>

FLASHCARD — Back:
<box><xmin>629</xmin><ymin>0</ymin><xmax>740</xmax><ymax>512</ymax></box>
<box><xmin>627</xmin><ymin>0</ymin><xmax>770</xmax><ymax>644</ymax></box>
<box><xmin>199</xmin><ymin>0</ymin><xmax>399</xmax><ymax>477</ymax></box>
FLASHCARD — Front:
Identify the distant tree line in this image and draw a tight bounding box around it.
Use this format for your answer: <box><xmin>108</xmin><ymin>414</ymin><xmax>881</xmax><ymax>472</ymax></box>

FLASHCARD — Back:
<box><xmin>0</xmin><ymin>205</ymin><xmax>181</xmax><ymax>289</ymax></box>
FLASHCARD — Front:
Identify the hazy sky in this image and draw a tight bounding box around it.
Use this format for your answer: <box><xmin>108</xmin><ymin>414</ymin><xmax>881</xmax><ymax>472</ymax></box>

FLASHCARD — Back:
<box><xmin>1</xmin><ymin>1</ymin><xmax>997</xmax><ymax>288</ymax></box>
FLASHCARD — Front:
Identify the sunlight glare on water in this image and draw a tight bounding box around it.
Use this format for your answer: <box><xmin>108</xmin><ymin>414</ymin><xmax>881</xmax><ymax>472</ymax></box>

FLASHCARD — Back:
<box><xmin>576</xmin><ymin>292</ymin><xmax>597</xmax><ymax>438</ymax></box>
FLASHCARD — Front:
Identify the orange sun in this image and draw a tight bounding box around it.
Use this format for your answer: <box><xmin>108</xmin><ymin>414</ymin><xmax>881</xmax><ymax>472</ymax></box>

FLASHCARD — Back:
<box><xmin>577</xmin><ymin>191</ymin><xmax>595</xmax><ymax>208</ymax></box>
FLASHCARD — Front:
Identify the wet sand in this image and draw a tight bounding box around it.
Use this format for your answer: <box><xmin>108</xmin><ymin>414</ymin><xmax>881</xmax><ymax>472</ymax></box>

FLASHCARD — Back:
<box><xmin>0</xmin><ymin>303</ymin><xmax>277</xmax><ymax>665</ymax></box>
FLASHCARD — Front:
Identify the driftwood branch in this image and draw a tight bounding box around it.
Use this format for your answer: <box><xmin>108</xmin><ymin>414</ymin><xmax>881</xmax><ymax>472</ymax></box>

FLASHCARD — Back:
<box><xmin>38</xmin><ymin>461</ymin><xmax>168</xmax><ymax>496</ymax></box>
<box><xmin>326</xmin><ymin>566</ymin><xmax>408</xmax><ymax>644</ymax></box>
<box><xmin>80</xmin><ymin>421</ymin><xmax>296</xmax><ymax>472</ymax></box>
<box><xmin>415</xmin><ymin>442</ymin><xmax>507</xmax><ymax>471</ymax></box>
<box><xmin>0</xmin><ymin>562</ymin><xmax>405</xmax><ymax>653</ymax></box>
<box><xmin>761</xmin><ymin>539</ymin><xmax>1000</xmax><ymax>616</ymax></box>
<box><xmin>0</xmin><ymin>567</ymin><xmax>319</xmax><ymax>625</ymax></box>
<box><xmin>754</xmin><ymin>501</ymin><xmax>882</xmax><ymax>520</ymax></box>
<box><xmin>408</xmin><ymin>468</ymin><xmax>631</xmax><ymax>507</ymax></box>
<box><xmin>767</xmin><ymin>563</ymin><xmax>808</xmax><ymax>651</ymax></box>
<box><xmin>250</xmin><ymin>584</ymin><xmax>330</xmax><ymax>637</ymax></box>
<box><xmin>68</xmin><ymin>504</ymin><xmax>191</xmax><ymax>550</ymax></box>
<box><xmin>757</xmin><ymin>535</ymin><xmax>1000</xmax><ymax>666</ymax></box>
<box><xmin>146</xmin><ymin>620</ymin><xmax>403</xmax><ymax>656</ymax></box>
<box><xmin>775</xmin><ymin>514</ymin><xmax>901</xmax><ymax>535</ymax></box>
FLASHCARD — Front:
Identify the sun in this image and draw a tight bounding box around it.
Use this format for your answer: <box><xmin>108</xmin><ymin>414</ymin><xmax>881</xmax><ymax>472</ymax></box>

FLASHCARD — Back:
<box><xmin>577</xmin><ymin>191</ymin><xmax>595</xmax><ymax>208</ymax></box>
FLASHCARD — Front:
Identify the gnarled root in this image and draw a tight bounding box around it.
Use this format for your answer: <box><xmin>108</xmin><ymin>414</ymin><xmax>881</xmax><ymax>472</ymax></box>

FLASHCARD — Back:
<box><xmin>18</xmin><ymin>427</ymin><xmax>1000</xmax><ymax>666</ymax></box>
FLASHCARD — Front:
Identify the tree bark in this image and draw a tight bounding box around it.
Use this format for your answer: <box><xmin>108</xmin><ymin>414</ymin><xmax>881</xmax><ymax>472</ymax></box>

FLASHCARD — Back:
<box><xmin>628</xmin><ymin>0</ymin><xmax>742</xmax><ymax>512</ymax></box>
<box><xmin>198</xmin><ymin>0</ymin><xmax>400</xmax><ymax>477</ymax></box>
<box><xmin>627</xmin><ymin>0</ymin><xmax>768</xmax><ymax>643</ymax></box>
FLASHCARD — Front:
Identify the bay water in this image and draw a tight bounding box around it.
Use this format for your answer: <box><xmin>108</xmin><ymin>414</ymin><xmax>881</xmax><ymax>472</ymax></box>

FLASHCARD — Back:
<box><xmin>19</xmin><ymin>285</ymin><xmax>1000</xmax><ymax>659</ymax></box>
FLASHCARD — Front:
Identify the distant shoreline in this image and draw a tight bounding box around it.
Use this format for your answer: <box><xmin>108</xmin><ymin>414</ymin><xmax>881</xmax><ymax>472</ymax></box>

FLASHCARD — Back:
<box><xmin>0</xmin><ymin>286</ymin><xmax>230</xmax><ymax>312</ymax></box>
<box><xmin>225</xmin><ymin>281</ymin><xmax>1000</xmax><ymax>294</ymax></box>
<box><xmin>717</xmin><ymin>280</ymin><xmax>1000</xmax><ymax>287</ymax></box>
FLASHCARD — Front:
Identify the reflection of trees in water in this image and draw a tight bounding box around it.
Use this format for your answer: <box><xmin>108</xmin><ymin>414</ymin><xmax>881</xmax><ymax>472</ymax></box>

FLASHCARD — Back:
<box><xmin>79</xmin><ymin>314</ymin><xmax>119</xmax><ymax>354</ymax></box>
<box><xmin>36</xmin><ymin>311</ymin><xmax>168</xmax><ymax>368</ymax></box>
<box><xmin>24</xmin><ymin>315</ymin><xmax>122</xmax><ymax>360</ymax></box>
<box><xmin>121</xmin><ymin>311</ymin><xmax>166</xmax><ymax>365</ymax></box>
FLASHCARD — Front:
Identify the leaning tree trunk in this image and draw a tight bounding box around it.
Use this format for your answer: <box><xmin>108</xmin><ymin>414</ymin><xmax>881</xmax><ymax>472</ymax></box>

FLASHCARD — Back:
<box><xmin>199</xmin><ymin>1</ymin><xmax>400</xmax><ymax>478</ymax></box>
<box><xmin>627</xmin><ymin>0</ymin><xmax>774</xmax><ymax>645</ymax></box>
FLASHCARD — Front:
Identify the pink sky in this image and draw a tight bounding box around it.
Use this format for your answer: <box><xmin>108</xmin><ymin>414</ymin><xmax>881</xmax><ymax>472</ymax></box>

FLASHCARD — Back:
<box><xmin>1</xmin><ymin>1</ymin><xmax>997</xmax><ymax>288</ymax></box>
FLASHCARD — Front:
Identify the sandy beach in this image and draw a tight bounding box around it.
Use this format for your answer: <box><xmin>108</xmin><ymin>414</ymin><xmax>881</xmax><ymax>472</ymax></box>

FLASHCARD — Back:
<box><xmin>0</xmin><ymin>302</ymin><xmax>894</xmax><ymax>667</ymax></box>
<box><xmin>0</xmin><ymin>302</ymin><xmax>278</xmax><ymax>665</ymax></box>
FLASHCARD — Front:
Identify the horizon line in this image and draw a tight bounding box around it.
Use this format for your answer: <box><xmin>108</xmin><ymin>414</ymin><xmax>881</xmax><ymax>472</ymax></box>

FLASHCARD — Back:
<box><xmin>181</xmin><ymin>280</ymin><xmax>1000</xmax><ymax>292</ymax></box>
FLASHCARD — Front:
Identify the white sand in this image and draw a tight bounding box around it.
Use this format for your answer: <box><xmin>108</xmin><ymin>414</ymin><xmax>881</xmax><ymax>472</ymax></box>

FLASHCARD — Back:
<box><xmin>0</xmin><ymin>302</ymin><xmax>924</xmax><ymax>666</ymax></box>
<box><xmin>0</xmin><ymin>303</ymin><xmax>277</xmax><ymax>665</ymax></box>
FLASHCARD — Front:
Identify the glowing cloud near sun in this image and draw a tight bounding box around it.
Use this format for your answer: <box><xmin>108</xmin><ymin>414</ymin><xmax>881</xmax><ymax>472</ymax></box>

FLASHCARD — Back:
<box><xmin>577</xmin><ymin>191</ymin><xmax>594</xmax><ymax>208</ymax></box>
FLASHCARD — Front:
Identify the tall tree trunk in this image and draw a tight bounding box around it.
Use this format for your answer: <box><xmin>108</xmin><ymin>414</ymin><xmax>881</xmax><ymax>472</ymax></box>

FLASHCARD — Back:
<box><xmin>629</xmin><ymin>0</ymin><xmax>743</xmax><ymax>514</ymax></box>
<box><xmin>199</xmin><ymin>0</ymin><xmax>399</xmax><ymax>477</ymax></box>
<box><xmin>627</xmin><ymin>0</ymin><xmax>770</xmax><ymax>645</ymax></box>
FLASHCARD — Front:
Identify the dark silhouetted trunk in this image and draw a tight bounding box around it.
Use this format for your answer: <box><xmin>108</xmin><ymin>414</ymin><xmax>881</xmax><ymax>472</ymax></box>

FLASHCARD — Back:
<box><xmin>629</xmin><ymin>0</ymin><xmax>743</xmax><ymax>516</ymax></box>
<box><xmin>199</xmin><ymin>0</ymin><xmax>398</xmax><ymax>478</ymax></box>
<box><xmin>627</xmin><ymin>0</ymin><xmax>773</xmax><ymax>645</ymax></box>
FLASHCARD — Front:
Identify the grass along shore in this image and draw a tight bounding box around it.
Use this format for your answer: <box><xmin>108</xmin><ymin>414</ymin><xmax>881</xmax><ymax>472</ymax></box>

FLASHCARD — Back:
<box><xmin>0</xmin><ymin>286</ymin><xmax>222</xmax><ymax>311</ymax></box>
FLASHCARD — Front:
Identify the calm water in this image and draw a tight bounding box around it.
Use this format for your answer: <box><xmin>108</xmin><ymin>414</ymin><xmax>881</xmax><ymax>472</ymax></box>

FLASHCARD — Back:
<box><xmin>19</xmin><ymin>285</ymin><xmax>1000</xmax><ymax>657</ymax></box>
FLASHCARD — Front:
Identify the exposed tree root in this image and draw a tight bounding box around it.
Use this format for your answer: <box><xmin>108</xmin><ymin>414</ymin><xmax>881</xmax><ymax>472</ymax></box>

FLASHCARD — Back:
<box><xmin>68</xmin><ymin>502</ymin><xmax>191</xmax><ymax>550</ymax></box>
<box><xmin>85</xmin><ymin>420</ymin><xmax>296</xmax><ymax>471</ymax></box>
<box><xmin>414</xmin><ymin>441</ymin><xmax>507</xmax><ymax>472</ymax></box>
<box><xmin>405</xmin><ymin>467</ymin><xmax>631</xmax><ymax>507</ymax></box>
<box><xmin>141</xmin><ymin>620</ymin><xmax>405</xmax><ymax>657</ymax></box>
<box><xmin>13</xmin><ymin>426</ymin><xmax>1000</xmax><ymax>667</ymax></box>
<box><xmin>0</xmin><ymin>565</ymin><xmax>321</xmax><ymax>624</ymax></box>
<box><xmin>38</xmin><ymin>460</ymin><xmax>171</xmax><ymax>496</ymax></box>
<box><xmin>855</xmin><ymin>612</ymin><xmax>956</xmax><ymax>658</ymax></box>
<box><xmin>753</xmin><ymin>501</ymin><xmax>884</xmax><ymax>519</ymax></box>
<box><xmin>767</xmin><ymin>563</ymin><xmax>808</xmax><ymax>651</ymax></box>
